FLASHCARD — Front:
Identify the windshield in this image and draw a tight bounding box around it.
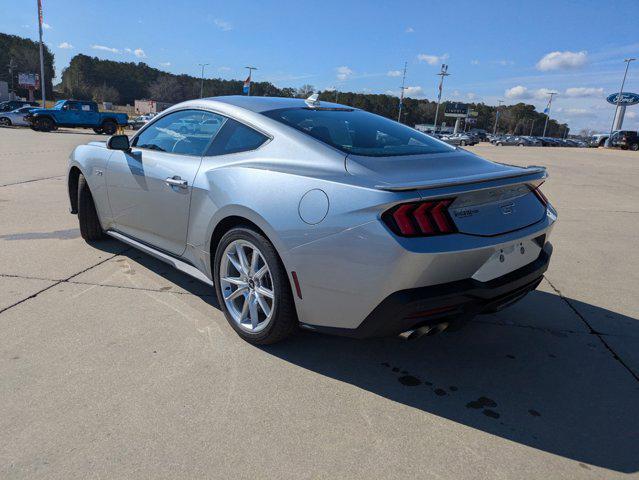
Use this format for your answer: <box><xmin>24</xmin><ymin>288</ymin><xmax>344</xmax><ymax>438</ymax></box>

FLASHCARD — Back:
<box><xmin>262</xmin><ymin>107</ymin><xmax>454</xmax><ymax>157</ymax></box>
<box><xmin>53</xmin><ymin>100</ymin><xmax>66</xmax><ymax>109</ymax></box>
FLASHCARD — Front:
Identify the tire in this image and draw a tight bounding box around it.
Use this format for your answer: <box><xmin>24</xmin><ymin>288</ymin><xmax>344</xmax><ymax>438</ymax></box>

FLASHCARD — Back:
<box><xmin>77</xmin><ymin>173</ymin><xmax>105</xmax><ymax>241</ymax></box>
<box><xmin>630</xmin><ymin>143</ymin><xmax>639</xmax><ymax>151</ymax></box>
<box><xmin>214</xmin><ymin>227</ymin><xmax>297</xmax><ymax>345</ymax></box>
<box><xmin>93</xmin><ymin>127</ymin><xmax>104</xmax><ymax>134</ymax></box>
<box><xmin>496</xmin><ymin>142</ymin><xmax>503</xmax><ymax>146</ymax></box>
<box><xmin>0</xmin><ymin>117</ymin><xmax>11</xmax><ymax>127</ymax></box>
<box><xmin>36</xmin><ymin>117</ymin><xmax>53</xmax><ymax>132</ymax></box>
<box><xmin>101</xmin><ymin>121</ymin><xmax>117</xmax><ymax>135</ymax></box>
<box><xmin>460</xmin><ymin>140</ymin><xmax>466</xmax><ymax>146</ymax></box>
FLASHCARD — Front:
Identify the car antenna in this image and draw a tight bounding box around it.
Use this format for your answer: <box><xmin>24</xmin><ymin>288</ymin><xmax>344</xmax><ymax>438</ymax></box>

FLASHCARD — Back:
<box><xmin>305</xmin><ymin>93</ymin><xmax>320</xmax><ymax>108</ymax></box>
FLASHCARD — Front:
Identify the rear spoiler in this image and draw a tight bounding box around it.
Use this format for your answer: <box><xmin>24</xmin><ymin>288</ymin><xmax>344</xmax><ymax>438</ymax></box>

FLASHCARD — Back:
<box><xmin>374</xmin><ymin>165</ymin><xmax>547</xmax><ymax>192</ymax></box>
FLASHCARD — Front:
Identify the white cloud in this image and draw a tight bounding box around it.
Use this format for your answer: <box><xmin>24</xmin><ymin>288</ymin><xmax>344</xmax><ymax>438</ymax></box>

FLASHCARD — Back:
<box><xmin>405</xmin><ymin>26</ymin><xmax>414</xmax><ymax>33</ymax></box>
<box><xmin>218</xmin><ymin>66</ymin><xmax>231</xmax><ymax>72</ymax></box>
<box><xmin>213</xmin><ymin>19</ymin><xmax>232</xmax><ymax>31</ymax></box>
<box><xmin>564</xmin><ymin>108</ymin><xmax>595</xmax><ymax>118</ymax></box>
<box><xmin>564</xmin><ymin>87</ymin><xmax>604</xmax><ymax>98</ymax></box>
<box><xmin>92</xmin><ymin>44</ymin><xmax>120</xmax><ymax>54</ymax></box>
<box><xmin>404</xmin><ymin>86</ymin><xmax>424</xmax><ymax>98</ymax></box>
<box><xmin>417</xmin><ymin>53</ymin><xmax>449</xmax><ymax>65</ymax></box>
<box><xmin>124</xmin><ymin>48</ymin><xmax>132</xmax><ymax>53</ymax></box>
<box><xmin>387</xmin><ymin>70</ymin><xmax>402</xmax><ymax>77</ymax></box>
<box><xmin>134</xmin><ymin>48</ymin><xmax>146</xmax><ymax>58</ymax></box>
<box><xmin>467</xmin><ymin>92</ymin><xmax>477</xmax><ymax>101</ymax></box>
<box><xmin>470</xmin><ymin>59</ymin><xmax>480</xmax><ymax>65</ymax></box>
<box><xmin>42</xmin><ymin>22</ymin><xmax>51</xmax><ymax>30</ymax></box>
<box><xmin>536</xmin><ymin>50</ymin><xmax>588</xmax><ymax>71</ymax></box>
<box><xmin>626</xmin><ymin>111</ymin><xmax>637</xmax><ymax>119</ymax></box>
<box><xmin>58</xmin><ymin>42</ymin><xmax>73</xmax><ymax>49</ymax></box>
<box><xmin>336</xmin><ymin>65</ymin><xmax>353</xmax><ymax>81</ymax></box>
<box><xmin>495</xmin><ymin>59</ymin><xmax>514</xmax><ymax>66</ymax></box>
<box><xmin>159</xmin><ymin>62</ymin><xmax>171</xmax><ymax>67</ymax></box>
<box><xmin>505</xmin><ymin>85</ymin><xmax>532</xmax><ymax>99</ymax></box>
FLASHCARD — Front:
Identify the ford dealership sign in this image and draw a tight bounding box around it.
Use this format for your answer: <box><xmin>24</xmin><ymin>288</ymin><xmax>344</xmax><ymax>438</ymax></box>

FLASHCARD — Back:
<box><xmin>606</xmin><ymin>92</ymin><xmax>639</xmax><ymax>106</ymax></box>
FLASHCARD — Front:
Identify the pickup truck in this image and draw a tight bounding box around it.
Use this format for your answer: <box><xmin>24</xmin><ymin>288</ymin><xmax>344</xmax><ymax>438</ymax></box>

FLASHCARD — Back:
<box><xmin>26</xmin><ymin>100</ymin><xmax>128</xmax><ymax>134</ymax></box>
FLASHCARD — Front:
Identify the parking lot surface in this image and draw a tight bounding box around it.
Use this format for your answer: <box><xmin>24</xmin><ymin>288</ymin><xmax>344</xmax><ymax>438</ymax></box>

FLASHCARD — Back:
<box><xmin>1</xmin><ymin>127</ymin><xmax>638</xmax><ymax>479</ymax></box>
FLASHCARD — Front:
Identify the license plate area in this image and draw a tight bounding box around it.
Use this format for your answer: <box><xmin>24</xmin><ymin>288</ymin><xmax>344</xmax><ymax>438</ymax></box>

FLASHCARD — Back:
<box><xmin>472</xmin><ymin>239</ymin><xmax>541</xmax><ymax>282</ymax></box>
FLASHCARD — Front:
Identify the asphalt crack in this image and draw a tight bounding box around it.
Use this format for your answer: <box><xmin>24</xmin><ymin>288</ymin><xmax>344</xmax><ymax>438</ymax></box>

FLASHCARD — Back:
<box><xmin>0</xmin><ymin>175</ymin><xmax>64</xmax><ymax>188</ymax></box>
<box><xmin>545</xmin><ymin>277</ymin><xmax>639</xmax><ymax>383</ymax></box>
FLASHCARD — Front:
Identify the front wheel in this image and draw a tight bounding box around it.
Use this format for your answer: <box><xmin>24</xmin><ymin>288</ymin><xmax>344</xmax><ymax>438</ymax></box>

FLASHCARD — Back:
<box><xmin>77</xmin><ymin>173</ymin><xmax>105</xmax><ymax>241</ymax></box>
<box><xmin>101</xmin><ymin>121</ymin><xmax>117</xmax><ymax>135</ymax></box>
<box><xmin>0</xmin><ymin>117</ymin><xmax>11</xmax><ymax>127</ymax></box>
<box><xmin>630</xmin><ymin>143</ymin><xmax>639</xmax><ymax>151</ymax></box>
<box><xmin>36</xmin><ymin>117</ymin><xmax>53</xmax><ymax>132</ymax></box>
<box><xmin>93</xmin><ymin>127</ymin><xmax>103</xmax><ymax>134</ymax></box>
<box><xmin>496</xmin><ymin>142</ymin><xmax>503</xmax><ymax>146</ymax></box>
<box><xmin>460</xmin><ymin>140</ymin><xmax>466</xmax><ymax>146</ymax></box>
<box><xmin>214</xmin><ymin>227</ymin><xmax>297</xmax><ymax>345</ymax></box>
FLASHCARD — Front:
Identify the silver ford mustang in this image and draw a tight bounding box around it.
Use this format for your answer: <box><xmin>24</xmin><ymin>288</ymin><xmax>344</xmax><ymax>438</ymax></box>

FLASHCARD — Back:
<box><xmin>67</xmin><ymin>95</ymin><xmax>556</xmax><ymax>344</ymax></box>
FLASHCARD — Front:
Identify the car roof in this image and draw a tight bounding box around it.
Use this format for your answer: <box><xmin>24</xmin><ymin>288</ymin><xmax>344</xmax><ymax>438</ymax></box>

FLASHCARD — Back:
<box><xmin>207</xmin><ymin>95</ymin><xmax>350</xmax><ymax>113</ymax></box>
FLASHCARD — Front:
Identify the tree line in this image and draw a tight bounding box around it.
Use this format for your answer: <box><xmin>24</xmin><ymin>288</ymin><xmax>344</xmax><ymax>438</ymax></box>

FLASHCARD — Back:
<box><xmin>0</xmin><ymin>32</ymin><xmax>569</xmax><ymax>136</ymax></box>
<box><xmin>0</xmin><ymin>33</ymin><xmax>55</xmax><ymax>99</ymax></box>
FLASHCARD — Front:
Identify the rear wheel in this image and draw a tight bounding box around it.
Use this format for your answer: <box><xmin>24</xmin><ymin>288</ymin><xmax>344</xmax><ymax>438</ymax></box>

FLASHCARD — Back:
<box><xmin>214</xmin><ymin>227</ymin><xmax>297</xmax><ymax>345</ymax></box>
<box><xmin>101</xmin><ymin>121</ymin><xmax>117</xmax><ymax>135</ymax></box>
<box><xmin>0</xmin><ymin>117</ymin><xmax>11</xmax><ymax>127</ymax></box>
<box><xmin>496</xmin><ymin>142</ymin><xmax>503</xmax><ymax>146</ymax></box>
<box><xmin>630</xmin><ymin>143</ymin><xmax>639</xmax><ymax>151</ymax></box>
<box><xmin>93</xmin><ymin>127</ymin><xmax>103</xmax><ymax>134</ymax></box>
<box><xmin>77</xmin><ymin>173</ymin><xmax>105</xmax><ymax>241</ymax></box>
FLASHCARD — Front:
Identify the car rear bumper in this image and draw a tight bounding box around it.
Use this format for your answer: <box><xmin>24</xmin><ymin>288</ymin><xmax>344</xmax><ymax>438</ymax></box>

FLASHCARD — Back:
<box><xmin>301</xmin><ymin>241</ymin><xmax>552</xmax><ymax>338</ymax></box>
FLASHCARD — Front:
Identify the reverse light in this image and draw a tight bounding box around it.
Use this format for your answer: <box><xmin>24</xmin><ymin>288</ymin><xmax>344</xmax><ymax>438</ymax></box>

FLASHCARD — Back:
<box><xmin>382</xmin><ymin>199</ymin><xmax>457</xmax><ymax>237</ymax></box>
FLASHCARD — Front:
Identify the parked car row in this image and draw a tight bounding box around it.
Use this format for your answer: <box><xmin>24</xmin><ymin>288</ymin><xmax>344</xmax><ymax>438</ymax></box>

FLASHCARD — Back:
<box><xmin>427</xmin><ymin>131</ymin><xmax>480</xmax><ymax>146</ymax></box>
<box><xmin>488</xmin><ymin>134</ymin><xmax>588</xmax><ymax>148</ymax></box>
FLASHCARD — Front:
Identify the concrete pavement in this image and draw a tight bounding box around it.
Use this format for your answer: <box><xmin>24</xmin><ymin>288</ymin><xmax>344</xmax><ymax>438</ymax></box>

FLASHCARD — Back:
<box><xmin>0</xmin><ymin>127</ymin><xmax>637</xmax><ymax>479</ymax></box>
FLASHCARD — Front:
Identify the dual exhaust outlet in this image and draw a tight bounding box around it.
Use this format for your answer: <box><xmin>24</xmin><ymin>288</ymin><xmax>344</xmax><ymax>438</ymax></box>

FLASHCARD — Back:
<box><xmin>398</xmin><ymin>321</ymin><xmax>450</xmax><ymax>341</ymax></box>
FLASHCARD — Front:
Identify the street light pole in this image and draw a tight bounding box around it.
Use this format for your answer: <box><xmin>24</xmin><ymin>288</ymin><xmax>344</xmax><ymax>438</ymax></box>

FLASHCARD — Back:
<box><xmin>397</xmin><ymin>61</ymin><xmax>407</xmax><ymax>123</ymax></box>
<box><xmin>245</xmin><ymin>66</ymin><xmax>258</xmax><ymax>96</ymax></box>
<box><xmin>529</xmin><ymin>118</ymin><xmax>536</xmax><ymax>136</ymax></box>
<box><xmin>36</xmin><ymin>0</ymin><xmax>46</xmax><ymax>106</ymax></box>
<box><xmin>7</xmin><ymin>58</ymin><xmax>17</xmax><ymax>97</ymax></box>
<box><xmin>542</xmin><ymin>92</ymin><xmax>558</xmax><ymax>137</ymax></box>
<box><xmin>433</xmin><ymin>64</ymin><xmax>449</xmax><ymax>131</ymax></box>
<box><xmin>198</xmin><ymin>63</ymin><xmax>209</xmax><ymax>98</ymax></box>
<box><xmin>492</xmin><ymin>100</ymin><xmax>503</xmax><ymax>135</ymax></box>
<box><xmin>607</xmin><ymin>58</ymin><xmax>636</xmax><ymax>146</ymax></box>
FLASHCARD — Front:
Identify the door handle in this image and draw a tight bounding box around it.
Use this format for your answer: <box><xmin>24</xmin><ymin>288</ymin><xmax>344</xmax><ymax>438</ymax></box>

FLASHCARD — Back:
<box><xmin>165</xmin><ymin>176</ymin><xmax>188</xmax><ymax>188</ymax></box>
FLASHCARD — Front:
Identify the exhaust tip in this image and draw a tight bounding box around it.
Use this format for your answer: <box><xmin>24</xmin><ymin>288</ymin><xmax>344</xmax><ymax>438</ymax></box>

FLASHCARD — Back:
<box><xmin>399</xmin><ymin>322</ymin><xmax>449</xmax><ymax>341</ymax></box>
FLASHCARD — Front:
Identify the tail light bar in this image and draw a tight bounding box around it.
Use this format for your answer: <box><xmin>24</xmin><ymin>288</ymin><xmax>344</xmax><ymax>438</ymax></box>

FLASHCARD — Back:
<box><xmin>382</xmin><ymin>199</ymin><xmax>457</xmax><ymax>237</ymax></box>
<box><xmin>530</xmin><ymin>185</ymin><xmax>549</xmax><ymax>207</ymax></box>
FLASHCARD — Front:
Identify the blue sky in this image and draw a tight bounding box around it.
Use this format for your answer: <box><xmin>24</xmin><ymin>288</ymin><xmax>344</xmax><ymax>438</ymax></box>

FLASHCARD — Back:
<box><xmin>2</xmin><ymin>0</ymin><xmax>639</xmax><ymax>131</ymax></box>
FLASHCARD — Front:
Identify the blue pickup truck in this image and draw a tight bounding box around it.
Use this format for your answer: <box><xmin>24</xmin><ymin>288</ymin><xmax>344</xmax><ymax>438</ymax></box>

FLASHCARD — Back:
<box><xmin>26</xmin><ymin>100</ymin><xmax>128</xmax><ymax>134</ymax></box>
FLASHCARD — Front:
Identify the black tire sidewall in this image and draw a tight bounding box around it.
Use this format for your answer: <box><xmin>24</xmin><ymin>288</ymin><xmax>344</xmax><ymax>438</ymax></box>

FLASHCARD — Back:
<box><xmin>102</xmin><ymin>122</ymin><xmax>116</xmax><ymax>135</ymax></box>
<box><xmin>0</xmin><ymin>118</ymin><xmax>10</xmax><ymax>126</ymax></box>
<box><xmin>214</xmin><ymin>227</ymin><xmax>290</xmax><ymax>344</ymax></box>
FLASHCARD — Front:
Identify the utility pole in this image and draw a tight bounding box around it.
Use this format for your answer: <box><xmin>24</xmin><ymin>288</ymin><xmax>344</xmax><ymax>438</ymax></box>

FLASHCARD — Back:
<box><xmin>433</xmin><ymin>64</ymin><xmax>449</xmax><ymax>131</ymax></box>
<box><xmin>397</xmin><ymin>61</ymin><xmax>407</xmax><ymax>123</ymax></box>
<box><xmin>245</xmin><ymin>66</ymin><xmax>258</xmax><ymax>96</ymax></box>
<box><xmin>607</xmin><ymin>58</ymin><xmax>635</xmax><ymax>146</ymax></box>
<box><xmin>542</xmin><ymin>92</ymin><xmax>558</xmax><ymax>137</ymax></box>
<box><xmin>529</xmin><ymin>118</ymin><xmax>536</xmax><ymax>136</ymax></box>
<box><xmin>198</xmin><ymin>63</ymin><xmax>209</xmax><ymax>98</ymax></box>
<box><xmin>492</xmin><ymin>100</ymin><xmax>503</xmax><ymax>135</ymax></box>
<box><xmin>36</xmin><ymin>0</ymin><xmax>46</xmax><ymax>106</ymax></box>
<box><xmin>7</xmin><ymin>58</ymin><xmax>17</xmax><ymax>97</ymax></box>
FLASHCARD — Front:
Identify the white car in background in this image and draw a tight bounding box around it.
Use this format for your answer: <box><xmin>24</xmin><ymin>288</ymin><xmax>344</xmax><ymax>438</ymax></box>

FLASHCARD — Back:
<box><xmin>0</xmin><ymin>106</ymin><xmax>35</xmax><ymax>127</ymax></box>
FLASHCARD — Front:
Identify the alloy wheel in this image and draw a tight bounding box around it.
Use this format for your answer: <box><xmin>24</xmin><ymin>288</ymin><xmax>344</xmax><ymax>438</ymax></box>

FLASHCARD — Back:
<box><xmin>219</xmin><ymin>239</ymin><xmax>275</xmax><ymax>333</ymax></box>
<box><xmin>0</xmin><ymin>118</ymin><xmax>10</xmax><ymax>126</ymax></box>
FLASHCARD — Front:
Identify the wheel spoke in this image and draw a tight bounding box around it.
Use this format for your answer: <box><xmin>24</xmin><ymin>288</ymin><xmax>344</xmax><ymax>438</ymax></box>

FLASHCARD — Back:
<box><xmin>256</xmin><ymin>286</ymin><xmax>274</xmax><ymax>299</ymax></box>
<box><xmin>249</xmin><ymin>249</ymin><xmax>260</xmax><ymax>275</ymax></box>
<box><xmin>254</xmin><ymin>265</ymin><xmax>268</xmax><ymax>280</ymax></box>
<box><xmin>239</xmin><ymin>292</ymin><xmax>250</xmax><ymax>321</ymax></box>
<box><xmin>255</xmin><ymin>292</ymin><xmax>271</xmax><ymax>317</ymax></box>
<box><xmin>249</xmin><ymin>296</ymin><xmax>259</xmax><ymax>329</ymax></box>
<box><xmin>226</xmin><ymin>252</ymin><xmax>243</xmax><ymax>275</ymax></box>
<box><xmin>221</xmin><ymin>276</ymin><xmax>247</xmax><ymax>287</ymax></box>
<box><xmin>225</xmin><ymin>286</ymin><xmax>247</xmax><ymax>301</ymax></box>
<box><xmin>236</xmin><ymin>244</ymin><xmax>250</xmax><ymax>275</ymax></box>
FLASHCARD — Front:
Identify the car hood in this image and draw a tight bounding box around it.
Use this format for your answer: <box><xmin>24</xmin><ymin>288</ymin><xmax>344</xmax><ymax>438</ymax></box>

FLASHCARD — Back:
<box><xmin>345</xmin><ymin>148</ymin><xmax>541</xmax><ymax>191</ymax></box>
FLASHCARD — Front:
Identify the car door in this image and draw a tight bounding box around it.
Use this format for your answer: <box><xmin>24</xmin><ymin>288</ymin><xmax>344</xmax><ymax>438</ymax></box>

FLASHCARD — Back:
<box><xmin>80</xmin><ymin>102</ymin><xmax>100</xmax><ymax>126</ymax></box>
<box><xmin>105</xmin><ymin>109</ymin><xmax>225</xmax><ymax>255</ymax></box>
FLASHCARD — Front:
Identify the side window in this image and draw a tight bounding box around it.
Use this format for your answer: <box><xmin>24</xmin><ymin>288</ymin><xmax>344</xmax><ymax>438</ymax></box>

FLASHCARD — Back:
<box><xmin>133</xmin><ymin>110</ymin><xmax>226</xmax><ymax>156</ymax></box>
<box><xmin>68</xmin><ymin>102</ymin><xmax>80</xmax><ymax>111</ymax></box>
<box><xmin>206</xmin><ymin>119</ymin><xmax>268</xmax><ymax>156</ymax></box>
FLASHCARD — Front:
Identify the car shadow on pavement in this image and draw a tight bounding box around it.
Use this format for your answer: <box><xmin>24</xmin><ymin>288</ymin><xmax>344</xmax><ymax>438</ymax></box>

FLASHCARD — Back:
<box><xmin>89</xmin><ymin>246</ymin><xmax>639</xmax><ymax>473</ymax></box>
<box><xmin>260</xmin><ymin>291</ymin><xmax>639</xmax><ymax>474</ymax></box>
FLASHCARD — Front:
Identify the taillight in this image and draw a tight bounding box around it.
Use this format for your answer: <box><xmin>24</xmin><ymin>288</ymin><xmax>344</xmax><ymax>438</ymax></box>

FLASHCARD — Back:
<box><xmin>531</xmin><ymin>186</ymin><xmax>548</xmax><ymax>207</ymax></box>
<box><xmin>382</xmin><ymin>199</ymin><xmax>457</xmax><ymax>237</ymax></box>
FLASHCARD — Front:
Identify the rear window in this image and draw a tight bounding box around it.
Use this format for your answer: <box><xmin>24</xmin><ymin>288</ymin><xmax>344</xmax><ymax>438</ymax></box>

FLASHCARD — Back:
<box><xmin>262</xmin><ymin>107</ymin><xmax>453</xmax><ymax>157</ymax></box>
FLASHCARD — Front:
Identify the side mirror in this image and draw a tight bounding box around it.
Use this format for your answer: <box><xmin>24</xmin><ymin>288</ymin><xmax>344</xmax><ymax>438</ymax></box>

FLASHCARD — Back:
<box><xmin>107</xmin><ymin>134</ymin><xmax>131</xmax><ymax>152</ymax></box>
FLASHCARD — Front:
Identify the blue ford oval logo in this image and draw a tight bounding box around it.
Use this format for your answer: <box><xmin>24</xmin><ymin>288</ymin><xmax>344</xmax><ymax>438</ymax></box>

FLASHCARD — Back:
<box><xmin>606</xmin><ymin>92</ymin><xmax>639</xmax><ymax>106</ymax></box>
